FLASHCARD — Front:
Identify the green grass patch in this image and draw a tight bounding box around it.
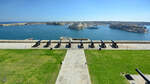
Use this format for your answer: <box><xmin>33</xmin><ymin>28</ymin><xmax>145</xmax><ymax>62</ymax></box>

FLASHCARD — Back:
<box><xmin>85</xmin><ymin>50</ymin><xmax>150</xmax><ymax>84</ymax></box>
<box><xmin>0</xmin><ymin>49</ymin><xmax>66</xmax><ymax>84</ymax></box>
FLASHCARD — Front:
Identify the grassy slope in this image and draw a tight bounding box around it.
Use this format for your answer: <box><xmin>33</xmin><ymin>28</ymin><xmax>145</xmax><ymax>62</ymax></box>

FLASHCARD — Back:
<box><xmin>0</xmin><ymin>49</ymin><xmax>66</xmax><ymax>84</ymax></box>
<box><xmin>85</xmin><ymin>50</ymin><xmax>150</xmax><ymax>84</ymax></box>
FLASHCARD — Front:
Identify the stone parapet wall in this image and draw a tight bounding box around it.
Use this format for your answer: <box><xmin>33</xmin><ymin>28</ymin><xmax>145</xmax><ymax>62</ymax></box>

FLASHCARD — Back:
<box><xmin>0</xmin><ymin>40</ymin><xmax>150</xmax><ymax>44</ymax></box>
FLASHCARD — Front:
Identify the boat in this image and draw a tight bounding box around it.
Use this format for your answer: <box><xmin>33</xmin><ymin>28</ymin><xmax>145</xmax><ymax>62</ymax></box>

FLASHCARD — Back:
<box><xmin>87</xmin><ymin>25</ymin><xmax>98</xmax><ymax>29</ymax></box>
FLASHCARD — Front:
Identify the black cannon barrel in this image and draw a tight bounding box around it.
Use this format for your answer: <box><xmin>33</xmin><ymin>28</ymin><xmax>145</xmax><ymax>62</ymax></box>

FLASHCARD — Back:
<box><xmin>101</xmin><ymin>40</ymin><xmax>105</xmax><ymax>44</ymax></box>
<box><xmin>111</xmin><ymin>40</ymin><xmax>118</xmax><ymax>48</ymax></box>
<box><xmin>80</xmin><ymin>41</ymin><xmax>83</xmax><ymax>45</ymax></box>
<box><xmin>91</xmin><ymin>40</ymin><xmax>94</xmax><ymax>44</ymax></box>
<box><xmin>69</xmin><ymin>40</ymin><xmax>71</xmax><ymax>44</ymax></box>
<box><xmin>100</xmin><ymin>40</ymin><xmax>106</xmax><ymax>48</ymax></box>
<box><xmin>80</xmin><ymin>40</ymin><xmax>84</xmax><ymax>48</ymax></box>
<box><xmin>58</xmin><ymin>40</ymin><xmax>61</xmax><ymax>44</ymax></box>
<box><xmin>47</xmin><ymin>40</ymin><xmax>51</xmax><ymax>44</ymax></box>
<box><xmin>101</xmin><ymin>40</ymin><xmax>104</xmax><ymax>43</ymax></box>
<box><xmin>36</xmin><ymin>40</ymin><xmax>41</xmax><ymax>45</ymax></box>
<box><xmin>136</xmin><ymin>68</ymin><xmax>150</xmax><ymax>83</ymax></box>
<box><xmin>68</xmin><ymin>40</ymin><xmax>71</xmax><ymax>48</ymax></box>
<box><xmin>111</xmin><ymin>40</ymin><xmax>115</xmax><ymax>43</ymax></box>
<box><xmin>44</xmin><ymin>40</ymin><xmax>51</xmax><ymax>47</ymax></box>
<box><xmin>90</xmin><ymin>40</ymin><xmax>95</xmax><ymax>48</ymax></box>
<box><xmin>80</xmin><ymin>40</ymin><xmax>83</xmax><ymax>44</ymax></box>
<box><xmin>69</xmin><ymin>40</ymin><xmax>71</xmax><ymax>43</ymax></box>
<box><xmin>32</xmin><ymin>40</ymin><xmax>41</xmax><ymax>47</ymax></box>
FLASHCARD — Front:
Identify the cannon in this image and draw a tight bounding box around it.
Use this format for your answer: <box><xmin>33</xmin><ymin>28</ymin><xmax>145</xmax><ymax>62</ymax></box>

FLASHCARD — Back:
<box><xmin>66</xmin><ymin>40</ymin><xmax>71</xmax><ymax>48</ymax></box>
<box><xmin>100</xmin><ymin>40</ymin><xmax>106</xmax><ymax>48</ymax></box>
<box><xmin>111</xmin><ymin>40</ymin><xmax>118</xmax><ymax>48</ymax></box>
<box><xmin>90</xmin><ymin>40</ymin><xmax>95</xmax><ymax>48</ymax></box>
<box><xmin>32</xmin><ymin>40</ymin><xmax>41</xmax><ymax>47</ymax></box>
<box><xmin>136</xmin><ymin>68</ymin><xmax>150</xmax><ymax>84</ymax></box>
<box><xmin>79</xmin><ymin>40</ymin><xmax>84</xmax><ymax>48</ymax></box>
<box><xmin>44</xmin><ymin>40</ymin><xmax>51</xmax><ymax>47</ymax></box>
<box><xmin>55</xmin><ymin>40</ymin><xmax>61</xmax><ymax>48</ymax></box>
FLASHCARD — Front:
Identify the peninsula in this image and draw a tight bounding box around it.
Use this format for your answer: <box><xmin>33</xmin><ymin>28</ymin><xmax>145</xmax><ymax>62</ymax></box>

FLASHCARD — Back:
<box><xmin>68</xmin><ymin>23</ymin><xmax>88</xmax><ymax>30</ymax></box>
<box><xmin>109</xmin><ymin>24</ymin><xmax>148</xmax><ymax>33</ymax></box>
<box><xmin>0</xmin><ymin>23</ymin><xmax>27</xmax><ymax>26</ymax></box>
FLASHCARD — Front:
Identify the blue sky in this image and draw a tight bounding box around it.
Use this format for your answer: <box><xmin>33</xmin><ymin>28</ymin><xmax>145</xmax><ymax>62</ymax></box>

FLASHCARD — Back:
<box><xmin>0</xmin><ymin>0</ymin><xmax>150</xmax><ymax>22</ymax></box>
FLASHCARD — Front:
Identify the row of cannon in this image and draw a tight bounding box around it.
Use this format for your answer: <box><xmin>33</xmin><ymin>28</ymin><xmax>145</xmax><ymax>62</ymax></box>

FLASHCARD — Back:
<box><xmin>32</xmin><ymin>40</ymin><xmax>119</xmax><ymax>48</ymax></box>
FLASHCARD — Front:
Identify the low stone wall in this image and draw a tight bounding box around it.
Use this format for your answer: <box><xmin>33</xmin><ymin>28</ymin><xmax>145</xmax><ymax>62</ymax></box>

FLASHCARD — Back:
<box><xmin>0</xmin><ymin>40</ymin><xmax>150</xmax><ymax>44</ymax></box>
<box><xmin>0</xmin><ymin>40</ymin><xmax>150</xmax><ymax>50</ymax></box>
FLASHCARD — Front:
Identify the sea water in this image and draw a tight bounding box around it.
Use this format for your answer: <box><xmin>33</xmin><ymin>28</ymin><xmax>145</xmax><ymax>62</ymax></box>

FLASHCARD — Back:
<box><xmin>0</xmin><ymin>23</ymin><xmax>150</xmax><ymax>40</ymax></box>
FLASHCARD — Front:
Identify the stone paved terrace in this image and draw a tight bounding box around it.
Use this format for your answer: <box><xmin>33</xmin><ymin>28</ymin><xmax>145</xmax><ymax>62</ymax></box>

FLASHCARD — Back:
<box><xmin>0</xmin><ymin>40</ymin><xmax>150</xmax><ymax>84</ymax></box>
<box><xmin>0</xmin><ymin>40</ymin><xmax>150</xmax><ymax>50</ymax></box>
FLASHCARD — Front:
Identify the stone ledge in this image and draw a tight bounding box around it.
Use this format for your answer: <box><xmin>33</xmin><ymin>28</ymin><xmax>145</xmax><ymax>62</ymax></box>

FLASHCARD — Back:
<box><xmin>0</xmin><ymin>40</ymin><xmax>150</xmax><ymax>44</ymax></box>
